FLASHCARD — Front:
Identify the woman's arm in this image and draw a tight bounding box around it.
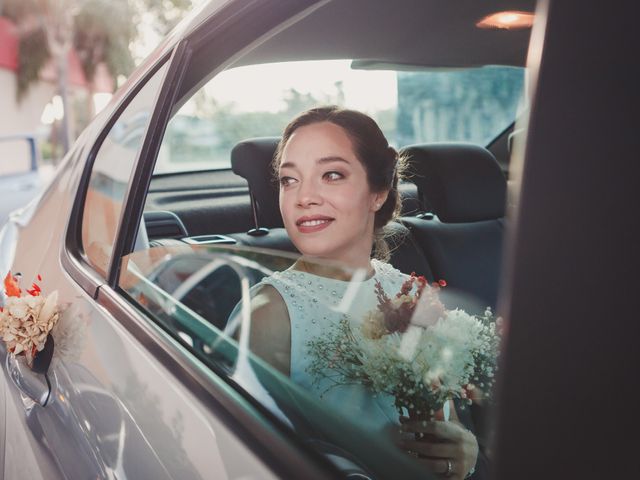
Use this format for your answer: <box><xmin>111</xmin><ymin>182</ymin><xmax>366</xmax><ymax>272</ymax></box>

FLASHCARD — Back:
<box><xmin>248</xmin><ymin>284</ymin><xmax>291</xmax><ymax>376</ymax></box>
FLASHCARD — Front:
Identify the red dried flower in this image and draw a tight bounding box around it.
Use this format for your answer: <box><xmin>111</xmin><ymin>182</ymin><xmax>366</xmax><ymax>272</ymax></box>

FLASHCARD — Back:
<box><xmin>3</xmin><ymin>272</ymin><xmax>21</xmax><ymax>297</ymax></box>
<box><xmin>27</xmin><ymin>282</ymin><xmax>42</xmax><ymax>297</ymax></box>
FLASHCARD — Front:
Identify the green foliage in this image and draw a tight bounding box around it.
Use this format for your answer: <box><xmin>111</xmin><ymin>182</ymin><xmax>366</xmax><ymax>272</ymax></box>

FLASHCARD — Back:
<box><xmin>15</xmin><ymin>27</ymin><xmax>50</xmax><ymax>100</ymax></box>
<box><xmin>137</xmin><ymin>0</ymin><xmax>193</xmax><ymax>34</ymax></box>
<box><xmin>74</xmin><ymin>0</ymin><xmax>135</xmax><ymax>82</ymax></box>
<box><xmin>396</xmin><ymin>67</ymin><xmax>525</xmax><ymax>145</ymax></box>
<box><xmin>2</xmin><ymin>0</ymin><xmax>47</xmax><ymax>99</ymax></box>
<box><xmin>1</xmin><ymin>0</ymin><xmax>47</xmax><ymax>19</ymax></box>
<box><xmin>1</xmin><ymin>0</ymin><xmax>188</xmax><ymax>100</ymax></box>
<box><xmin>163</xmin><ymin>86</ymin><xmax>339</xmax><ymax>169</ymax></box>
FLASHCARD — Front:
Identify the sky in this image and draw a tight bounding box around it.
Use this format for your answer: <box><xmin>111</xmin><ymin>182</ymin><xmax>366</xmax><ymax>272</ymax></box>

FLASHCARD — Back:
<box><xmin>189</xmin><ymin>59</ymin><xmax>398</xmax><ymax>114</ymax></box>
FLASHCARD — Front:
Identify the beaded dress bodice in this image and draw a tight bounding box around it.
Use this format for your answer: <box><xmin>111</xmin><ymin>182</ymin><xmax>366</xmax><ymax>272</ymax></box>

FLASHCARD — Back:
<box><xmin>258</xmin><ymin>259</ymin><xmax>408</xmax><ymax>431</ymax></box>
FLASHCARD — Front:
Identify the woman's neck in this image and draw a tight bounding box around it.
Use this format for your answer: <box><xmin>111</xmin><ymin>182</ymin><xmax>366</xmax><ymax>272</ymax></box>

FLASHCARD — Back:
<box><xmin>294</xmin><ymin>256</ymin><xmax>375</xmax><ymax>281</ymax></box>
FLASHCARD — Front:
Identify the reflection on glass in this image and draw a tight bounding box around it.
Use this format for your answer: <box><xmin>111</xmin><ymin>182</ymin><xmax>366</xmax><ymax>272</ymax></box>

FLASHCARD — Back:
<box><xmin>126</xmin><ymin>99</ymin><xmax>507</xmax><ymax>477</ymax></box>
<box><xmin>119</xmin><ymin>244</ymin><xmax>500</xmax><ymax>479</ymax></box>
<box><xmin>81</xmin><ymin>62</ymin><xmax>169</xmax><ymax>276</ymax></box>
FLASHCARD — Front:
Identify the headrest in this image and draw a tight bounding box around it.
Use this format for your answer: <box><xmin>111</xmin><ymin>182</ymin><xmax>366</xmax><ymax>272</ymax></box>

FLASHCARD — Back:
<box><xmin>401</xmin><ymin>143</ymin><xmax>506</xmax><ymax>223</ymax></box>
<box><xmin>230</xmin><ymin>137</ymin><xmax>283</xmax><ymax>228</ymax></box>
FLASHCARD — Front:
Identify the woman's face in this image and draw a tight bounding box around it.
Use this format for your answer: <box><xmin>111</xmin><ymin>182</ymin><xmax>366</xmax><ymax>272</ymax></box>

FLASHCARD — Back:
<box><xmin>278</xmin><ymin>121</ymin><xmax>388</xmax><ymax>268</ymax></box>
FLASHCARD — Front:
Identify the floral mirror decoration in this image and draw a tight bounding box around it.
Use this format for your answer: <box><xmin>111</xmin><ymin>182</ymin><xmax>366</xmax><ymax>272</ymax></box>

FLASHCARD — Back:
<box><xmin>1</xmin><ymin>271</ymin><xmax>84</xmax><ymax>375</ymax></box>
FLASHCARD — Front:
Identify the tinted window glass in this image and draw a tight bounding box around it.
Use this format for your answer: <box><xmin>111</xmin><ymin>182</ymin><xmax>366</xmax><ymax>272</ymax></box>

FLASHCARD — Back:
<box><xmin>81</xmin><ymin>62</ymin><xmax>168</xmax><ymax>276</ymax></box>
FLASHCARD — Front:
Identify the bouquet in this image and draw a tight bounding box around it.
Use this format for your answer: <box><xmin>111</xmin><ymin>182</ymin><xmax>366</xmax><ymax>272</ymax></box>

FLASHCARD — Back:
<box><xmin>307</xmin><ymin>273</ymin><xmax>501</xmax><ymax>419</ymax></box>
<box><xmin>1</xmin><ymin>271</ymin><xmax>60</xmax><ymax>372</ymax></box>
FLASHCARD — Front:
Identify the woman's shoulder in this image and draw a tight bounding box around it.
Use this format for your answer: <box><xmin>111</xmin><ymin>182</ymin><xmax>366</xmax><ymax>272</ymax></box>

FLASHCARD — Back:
<box><xmin>372</xmin><ymin>258</ymin><xmax>408</xmax><ymax>282</ymax></box>
<box><xmin>255</xmin><ymin>269</ymin><xmax>317</xmax><ymax>303</ymax></box>
<box><xmin>258</xmin><ymin>269</ymin><xmax>298</xmax><ymax>292</ymax></box>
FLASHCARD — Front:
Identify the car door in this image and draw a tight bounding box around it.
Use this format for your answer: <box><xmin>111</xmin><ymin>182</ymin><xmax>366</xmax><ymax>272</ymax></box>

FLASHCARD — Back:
<box><xmin>0</xmin><ymin>49</ymin><xmax>258</xmax><ymax>480</ymax></box>
<box><xmin>0</xmin><ymin>2</ymin><xmax>336</xmax><ymax>479</ymax></box>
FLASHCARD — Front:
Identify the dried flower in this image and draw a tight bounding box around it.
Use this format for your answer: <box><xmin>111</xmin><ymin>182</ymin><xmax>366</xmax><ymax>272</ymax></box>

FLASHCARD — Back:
<box><xmin>1</xmin><ymin>272</ymin><xmax>60</xmax><ymax>366</ymax></box>
<box><xmin>411</xmin><ymin>287</ymin><xmax>445</xmax><ymax>328</ymax></box>
<box><xmin>307</xmin><ymin>276</ymin><xmax>501</xmax><ymax>418</ymax></box>
<box><xmin>50</xmin><ymin>310</ymin><xmax>87</xmax><ymax>368</ymax></box>
<box><xmin>361</xmin><ymin>310</ymin><xmax>386</xmax><ymax>339</ymax></box>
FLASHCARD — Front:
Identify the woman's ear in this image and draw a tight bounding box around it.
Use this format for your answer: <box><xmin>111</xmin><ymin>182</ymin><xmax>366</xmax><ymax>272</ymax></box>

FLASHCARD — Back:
<box><xmin>371</xmin><ymin>190</ymin><xmax>390</xmax><ymax>211</ymax></box>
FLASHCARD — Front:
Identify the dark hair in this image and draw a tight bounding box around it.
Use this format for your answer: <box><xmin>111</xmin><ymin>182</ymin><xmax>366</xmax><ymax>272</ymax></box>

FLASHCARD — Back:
<box><xmin>273</xmin><ymin>106</ymin><xmax>406</xmax><ymax>260</ymax></box>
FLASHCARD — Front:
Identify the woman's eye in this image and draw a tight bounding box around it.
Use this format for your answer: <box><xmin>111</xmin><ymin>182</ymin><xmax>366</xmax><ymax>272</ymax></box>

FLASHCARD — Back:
<box><xmin>279</xmin><ymin>176</ymin><xmax>296</xmax><ymax>187</ymax></box>
<box><xmin>324</xmin><ymin>171</ymin><xmax>344</xmax><ymax>181</ymax></box>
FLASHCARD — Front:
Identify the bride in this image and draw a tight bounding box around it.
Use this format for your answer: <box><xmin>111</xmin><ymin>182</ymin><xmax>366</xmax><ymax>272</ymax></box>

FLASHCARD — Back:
<box><xmin>246</xmin><ymin>106</ymin><xmax>480</xmax><ymax>479</ymax></box>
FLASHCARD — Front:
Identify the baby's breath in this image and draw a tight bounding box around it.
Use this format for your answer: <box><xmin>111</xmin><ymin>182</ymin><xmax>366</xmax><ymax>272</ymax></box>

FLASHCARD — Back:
<box><xmin>307</xmin><ymin>280</ymin><xmax>501</xmax><ymax>417</ymax></box>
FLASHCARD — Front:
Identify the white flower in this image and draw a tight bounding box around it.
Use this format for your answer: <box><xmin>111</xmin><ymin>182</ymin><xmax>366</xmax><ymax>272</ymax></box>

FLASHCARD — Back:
<box><xmin>307</xmin><ymin>286</ymin><xmax>501</xmax><ymax>418</ymax></box>
<box><xmin>0</xmin><ymin>291</ymin><xmax>60</xmax><ymax>366</ymax></box>
<box><xmin>398</xmin><ymin>325</ymin><xmax>422</xmax><ymax>362</ymax></box>
<box><xmin>50</xmin><ymin>310</ymin><xmax>87</xmax><ymax>367</ymax></box>
<box><xmin>40</xmin><ymin>291</ymin><xmax>59</xmax><ymax>325</ymax></box>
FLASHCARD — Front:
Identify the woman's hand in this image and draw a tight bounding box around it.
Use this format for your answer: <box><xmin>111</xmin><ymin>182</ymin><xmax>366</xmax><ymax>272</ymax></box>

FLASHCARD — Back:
<box><xmin>400</xmin><ymin>417</ymin><xmax>478</xmax><ymax>479</ymax></box>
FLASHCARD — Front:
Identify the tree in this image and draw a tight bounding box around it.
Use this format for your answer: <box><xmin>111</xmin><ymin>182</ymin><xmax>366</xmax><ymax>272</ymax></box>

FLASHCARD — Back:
<box><xmin>2</xmin><ymin>0</ymin><xmax>136</xmax><ymax>154</ymax></box>
<box><xmin>134</xmin><ymin>0</ymin><xmax>193</xmax><ymax>35</ymax></box>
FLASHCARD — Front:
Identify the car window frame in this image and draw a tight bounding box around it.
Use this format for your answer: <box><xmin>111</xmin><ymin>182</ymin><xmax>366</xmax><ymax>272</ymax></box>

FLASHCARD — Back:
<box><xmin>62</xmin><ymin>54</ymin><xmax>173</xmax><ymax>299</ymax></box>
<box><xmin>61</xmin><ymin>1</ymin><xmax>352</xmax><ymax>479</ymax></box>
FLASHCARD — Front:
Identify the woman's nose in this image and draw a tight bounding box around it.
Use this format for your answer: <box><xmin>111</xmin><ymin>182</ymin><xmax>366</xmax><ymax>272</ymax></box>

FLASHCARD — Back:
<box><xmin>296</xmin><ymin>181</ymin><xmax>322</xmax><ymax>207</ymax></box>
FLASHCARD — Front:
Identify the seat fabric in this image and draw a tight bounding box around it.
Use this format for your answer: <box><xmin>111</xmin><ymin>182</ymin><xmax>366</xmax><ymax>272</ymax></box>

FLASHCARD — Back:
<box><xmin>401</xmin><ymin>143</ymin><xmax>507</xmax><ymax>311</ymax></box>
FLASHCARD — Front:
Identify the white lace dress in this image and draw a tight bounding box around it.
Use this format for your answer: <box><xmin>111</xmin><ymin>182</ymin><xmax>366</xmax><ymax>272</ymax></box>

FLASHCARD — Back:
<box><xmin>258</xmin><ymin>259</ymin><xmax>409</xmax><ymax>432</ymax></box>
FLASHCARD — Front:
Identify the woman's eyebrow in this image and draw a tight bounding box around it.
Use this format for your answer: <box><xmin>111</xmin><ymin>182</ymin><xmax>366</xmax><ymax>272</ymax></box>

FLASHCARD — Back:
<box><xmin>279</xmin><ymin>161</ymin><xmax>296</xmax><ymax>170</ymax></box>
<box><xmin>279</xmin><ymin>156</ymin><xmax>349</xmax><ymax>170</ymax></box>
<box><xmin>317</xmin><ymin>156</ymin><xmax>349</xmax><ymax>165</ymax></box>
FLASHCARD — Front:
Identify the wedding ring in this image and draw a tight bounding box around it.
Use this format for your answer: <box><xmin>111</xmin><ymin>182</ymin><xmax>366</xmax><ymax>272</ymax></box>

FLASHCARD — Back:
<box><xmin>444</xmin><ymin>459</ymin><xmax>453</xmax><ymax>477</ymax></box>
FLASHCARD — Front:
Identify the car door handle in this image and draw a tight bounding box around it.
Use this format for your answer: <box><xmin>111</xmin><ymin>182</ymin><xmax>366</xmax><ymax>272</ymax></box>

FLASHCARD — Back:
<box><xmin>5</xmin><ymin>354</ymin><xmax>52</xmax><ymax>407</ymax></box>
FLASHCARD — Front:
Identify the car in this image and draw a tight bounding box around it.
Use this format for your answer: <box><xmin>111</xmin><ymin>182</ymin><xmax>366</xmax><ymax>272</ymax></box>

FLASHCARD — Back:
<box><xmin>1</xmin><ymin>0</ymin><xmax>637</xmax><ymax>479</ymax></box>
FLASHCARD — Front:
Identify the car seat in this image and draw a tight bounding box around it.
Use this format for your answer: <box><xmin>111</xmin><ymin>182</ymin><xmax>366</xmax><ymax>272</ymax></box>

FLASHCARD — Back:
<box><xmin>401</xmin><ymin>143</ymin><xmax>507</xmax><ymax>312</ymax></box>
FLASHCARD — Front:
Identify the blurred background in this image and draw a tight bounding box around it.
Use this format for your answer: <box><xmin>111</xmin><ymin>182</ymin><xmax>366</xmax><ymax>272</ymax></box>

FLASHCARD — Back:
<box><xmin>0</xmin><ymin>0</ymin><xmax>202</xmax><ymax>224</ymax></box>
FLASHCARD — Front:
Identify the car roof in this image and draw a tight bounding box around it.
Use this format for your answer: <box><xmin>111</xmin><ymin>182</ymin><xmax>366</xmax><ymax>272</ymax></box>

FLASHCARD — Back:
<box><xmin>167</xmin><ymin>0</ymin><xmax>535</xmax><ymax>71</ymax></box>
<box><xmin>236</xmin><ymin>0</ymin><xmax>535</xmax><ymax>68</ymax></box>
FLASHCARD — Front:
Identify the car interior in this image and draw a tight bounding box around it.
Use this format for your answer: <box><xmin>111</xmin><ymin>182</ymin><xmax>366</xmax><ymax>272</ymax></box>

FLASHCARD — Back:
<box><xmin>135</xmin><ymin>0</ymin><xmax>534</xmax><ymax>327</ymax></box>
<box><xmin>0</xmin><ymin>1</ymin><xmax>559</xmax><ymax>478</ymax></box>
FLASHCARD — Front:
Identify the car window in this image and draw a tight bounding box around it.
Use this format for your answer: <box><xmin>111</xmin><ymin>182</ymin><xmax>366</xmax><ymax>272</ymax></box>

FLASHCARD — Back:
<box><xmin>156</xmin><ymin>60</ymin><xmax>524</xmax><ymax>174</ymax></box>
<box><xmin>118</xmin><ymin>2</ymin><xmax>516</xmax><ymax>476</ymax></box>
<box><xmin>81</xmin><ymin>62</ymin><xmax>169</xmax><ymax>276</ymax></box>
<box><xmin>118</xmin><ymin>242</ymin><xmax>501</xmax><ymax>478</ymax></box>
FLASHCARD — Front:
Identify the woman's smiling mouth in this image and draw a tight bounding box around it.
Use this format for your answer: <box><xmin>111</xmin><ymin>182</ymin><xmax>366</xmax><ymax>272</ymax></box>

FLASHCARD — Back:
<box><xmin>296</xmin><ymin>215</ymin><xmax>334</xmax><ymax>233</ymax></box>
